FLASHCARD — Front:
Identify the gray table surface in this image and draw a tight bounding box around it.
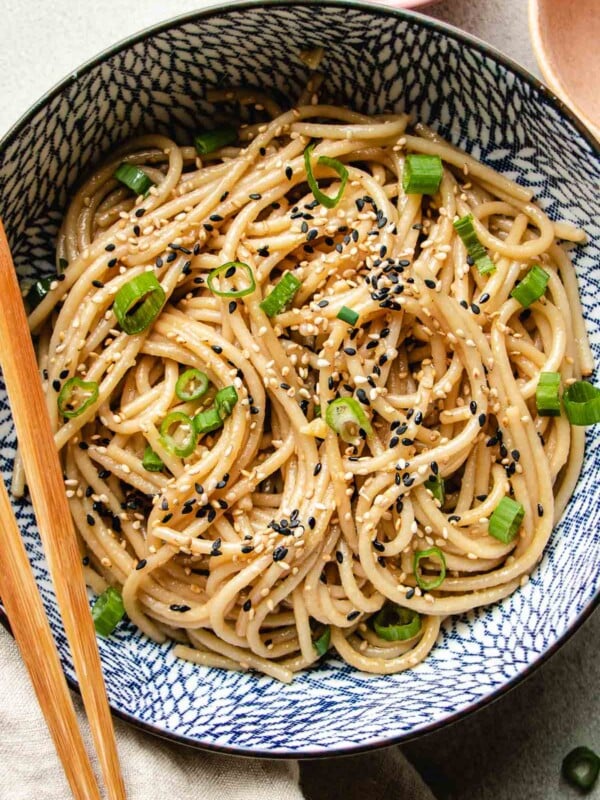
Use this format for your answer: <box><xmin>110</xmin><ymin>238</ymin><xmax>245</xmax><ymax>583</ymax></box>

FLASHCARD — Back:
<box><xmin>0</xmin><ymin>1</ymin><xmax>597</xmax><ymax>799</ymax></box>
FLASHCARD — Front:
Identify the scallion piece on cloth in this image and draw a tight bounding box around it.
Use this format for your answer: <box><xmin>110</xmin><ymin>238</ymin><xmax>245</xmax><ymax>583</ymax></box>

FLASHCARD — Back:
<box><xmin>402</xmin><ymin>154</ymin><xmax>443</xmax><ymax>195</ymax></box>
<box><xmin>373</xmin><ymin>604</ymin><xmax>422</xmax><ymax>641</ymax></box>
<box><xmin>142</xmin><ymin>446</ymin><xmax>164</xmax><ymax>472</ymax></box>
<box><xmin>510</xmin><ymin>265</ymin><xmax>550</xmax><ymax>308</ymax></box>
<box><xmin>536</xmin><ymin>372</ymin><xmax>561</xmax><ymax>417</ymax></box>
<box><xmin>304</xmin><ymin>143</ymin><xmax>349</xmax><ymax>209</ymax></box>
<box><xmin>313</xmin><ymin>626</ymin><xmax>331</xmax><ymax>657</ymax></box>
<box><xmin>194</xmin><ymin>407</ymin><xmax>224</xmax><ymax>435</ymax></box>
<box><xmin>194</xmin><ymin>127</ymin><xmax>237</xmax><ymax>155</ymax></box>
<box><xmin>325</xmin><ymin>397</ymin><xmax>372</xmax><ymax>446</ymax></box>
<box><xmin>453</xmin><ymin>213</ymin><xmax>496</xmax><ymax>275</ymax></box>
<box><xmin>57</xmin><ymin>377</ymin><xmax>99</xmax><ymax>419</ymax></box>
<box><xmin>336</xmin><ymin>306</ymin><xmax>359</xmax><ymax>326</ymax></box>
<box><xmin>563</xmin><ymin>381</ymin><xmax>600</xmax><ymax>426</ymax></box>
<box><xmin>175</xmin><ymin>368</ymin><xmax>210</xmax><ymax>402</ymax></box>
<box><xmin>413</xmin><ymin>547</ymin><xmax>446</xmax><ymax>591</ymax></box>
<box><xmin>215</xmin><ymin>386</ymin><xmax>238</xmax><ymax>419</ymax></box>
<box><xmin>114</xmin><ymin>163</ymin><xmax>154</xmax><ymax>196</ymax></box>
<box><xmin>488</xmin><ymin>497</ymin><xmax>524</xmax><ymax>543</ymax></box>
<box><xmin>259</xmin><ymin>272</ymin><xmax>301</xmax><ymax>317</ymax></box>
<box><xmin>207</xmin><ymin>261</ymin><xmax>256</xmax><ymax>298</ymax></box>
<box><xmin>92</xmin><ymin>586</ymin><xmax>125</xmax><ymax>637</ymax></box>
<box><xmin>424</xmin><ymin>475</ymin><xmax>445</xmax><ymax>506</ymax></box>
<box><xmin>159</xmin><ymin>411</ymin><xmax>197</xmax><ymax>458</ymax></box>
<box><xmin>26</xmin><ymin>276</ymin><xmax>53</xmax><ymax>310</ymax></box>
<box><xmin>562</xmin><ymin>746</ymin><xmax>599</xmax><ymax>792</ymax></box>
<box><xmin>113</xmin><ymin>272</ymin><xmax>165</xmax><ymax>334</ymax></box>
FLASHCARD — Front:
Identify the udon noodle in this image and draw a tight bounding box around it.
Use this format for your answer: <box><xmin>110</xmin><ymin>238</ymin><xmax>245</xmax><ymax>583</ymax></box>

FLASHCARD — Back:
<box><xmin>22</xmin><ymin>76</ymin><xmax>593</xmax><ymax>682</ymax></box>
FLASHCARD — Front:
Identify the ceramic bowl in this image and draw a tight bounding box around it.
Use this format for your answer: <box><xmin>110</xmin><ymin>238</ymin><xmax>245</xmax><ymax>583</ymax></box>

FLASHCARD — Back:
<box><xmin>529</xmin><ymin>0</ymin><xmax>600</xmax><ymax>142</ymax></box>
<box><xmin>0</xmin><ymin>0</ymin><xmax>598</xmax><ymax>758</ymax></box>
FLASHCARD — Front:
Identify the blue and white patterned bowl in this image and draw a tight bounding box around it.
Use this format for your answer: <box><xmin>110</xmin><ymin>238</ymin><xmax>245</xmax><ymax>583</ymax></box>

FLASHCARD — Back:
<box><xmin>0</xmin><ymin>0</ymin><xmax>598</xmax><ymax>758</ymax></box>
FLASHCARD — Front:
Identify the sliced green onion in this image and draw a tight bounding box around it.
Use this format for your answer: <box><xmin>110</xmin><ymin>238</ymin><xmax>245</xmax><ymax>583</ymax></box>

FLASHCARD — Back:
<box><xmin>510</xmin><ymin>264</ymin><xmax>550</xmax><ymax>308</ymax></box>
<box><xmin>215</xmin><ymin>386</ymin><xmax>238</xmax><ymax>419</ymax></box>
<box><xmin>563</xmin><ymin>381</ymin><xmax>600</xmax><ymax>426</ymax></box>
<box><xmin>304</xmin><ymin>143</ymin><xmax>349</xmax><ymax>209</ymax></box>
<box><xmin>57</xmin><ymin>377</ymin><xmax>99</xmax><ymax>419</ymax></box>
<box><xmin>194</xmin><ymin>127</ymin><xmax>237</xmax><ymax>155</ymax></box>
<box><xmin>313</xmin><ymin>626</ymin><xmax>331</xmax><ymax>657</ymax></box>
<box><xmin>92</xmin><ymin>586</ymin><xmax>125</xmax><ymax>637</ymax></box>
<box><xmin>402</xmin><ymin>154</ymin><xmax>443</xmax><ymax>195</ymax></box>
<box><xmin>25</xmin><ymin>276</ymin><xmax>53</xmax><ymax>310</ymax></box>
<box><xmin>453</xmin><ymin>213</ymin><xmax>496</xmax><ymax>275</ymax></box>
<box><xmin>424</xmin><ymin>475</ymin><xmax>445</xmax><ymax>506</ymax></box>
<box><xmin>413</xmin><ymin>547</ymin><xmax>446</xmax><ymax>591</ymax></box>
<box><xmin>159</xmin><ymin>411</ymin><xmax>196</xmax><ymax>458</ymax></box>
<box><xmin>113</xmin><ymin>272</ymin><xmax>165</xmax><ymax>335</ymax></box>
<box><xmin>259</xmin><ymin>272</ymin><xmax>301</xmax><ymax>317</ymax></box>
<box><xmin>373</xmin><ymin>604</ymin><xmax>422</xmax><ymax>641</ymax></box>
<box><xmin>194</xmin><ymin>407</ymin><xmax>223</xmax><ymax>435</ymax></box>
<box><xmin>325</xmin><ymin>397</ymin><xmax>372</xmax><ymax>446</ymax></box>
<box><xmin>336</xmin><ymin>306</ymin><xmax>359</xmax><ymax>326</ymax></box>
<box><xmin>488</xmin><ymin>496</ymin><xmax>525</xmax><ymax>543</ymax></box>
<box><xmin>175</xmin><ymin>368</ymin><xmax>209</xmax><ymax>402</ymax></box>
<box><xmin>142</xmin><ymin>446</ymin><xmax>164</xmax><ymax>472</ymax></box>
<box><xmin>562</xmin><ymin>746</ymin><xmax>599</xmax><ymax>792</ymax></box>
<box><xmin>536</xmin><ymin>371</ymin><xmax>561</xmax><ymax>417</ymax></box>
<box><xmin>114</xmin><ymin>163</ymin><xmax>154</xmax><ymax>196</ymax></box>
<box><xmin>207</xmin><ymin>261</ymin><xmax>256</xmax><ymax>298</ymax></box>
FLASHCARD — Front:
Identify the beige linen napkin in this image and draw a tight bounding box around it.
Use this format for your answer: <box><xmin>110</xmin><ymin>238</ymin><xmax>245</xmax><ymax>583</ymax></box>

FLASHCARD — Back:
<box><xmin>0</xmin><ymin>629</ymin><xmax>435</xmax><ymax>800</ymax></box>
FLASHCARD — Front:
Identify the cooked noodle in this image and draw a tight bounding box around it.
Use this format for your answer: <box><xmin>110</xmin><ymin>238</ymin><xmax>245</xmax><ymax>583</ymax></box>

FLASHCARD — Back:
<box><xmin>23</xmin><ymin>79</ymin><xmax>593</xmax><ymax>682</ymax></box>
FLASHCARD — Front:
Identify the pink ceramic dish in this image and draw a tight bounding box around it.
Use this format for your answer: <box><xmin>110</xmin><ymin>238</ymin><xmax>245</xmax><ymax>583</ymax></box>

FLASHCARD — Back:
<box><xmin>529</xmin><ymin>0</ymin><xmax>600</xmax><ymax>142</ymax></box>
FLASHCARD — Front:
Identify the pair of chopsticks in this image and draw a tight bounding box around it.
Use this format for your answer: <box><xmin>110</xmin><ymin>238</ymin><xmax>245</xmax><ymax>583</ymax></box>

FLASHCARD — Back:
<box><xmin>0</xmin><ymin>221</ymin><xmax>126</xmax><ymax>799</ymax></box>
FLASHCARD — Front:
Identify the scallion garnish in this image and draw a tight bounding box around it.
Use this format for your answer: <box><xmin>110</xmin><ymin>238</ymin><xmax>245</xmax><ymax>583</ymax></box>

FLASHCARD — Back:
<box><xmin>562</xmin><ymin>746</ymin><xmax>599</xmax><ymax>792</ymax></box>
<box><xmin>142</xmin><ymin>446</ymin><xmax>164</xmax><ymax>472</ymax></box>
<box><xmin>313</xmin><ymin>626</ymin><xmax>331</xmax><ymax>657</ymax></box>
<box><xmin>159</xmin><ymin>411</ymin><xmax>197</xmax><ymax>458</ymax></box>
<box><xmin>424</xmin><ymin>475</ymin><xmax>445</xmax><ymax>506</ymax></box>
<box><xmin>194</xmin><ymin>407</ymin><xmax>223</xmax><ymax>435</ymax></box>
<box><xmin>373</xmin><ymin>604</ymin><xmax>421</xmax><ymax>641</ymax></box>
<box><xmin>453</xmin><ymin>213</ymin><xmax>496</xmax><ymax>275</ymax></box>
<box><xmin>25</xmin><ymin>276</ymin><xmax>53</xmax><ymax>310</ymax></box>
<box><xmin>304</xmin><ymin>143</ymin><xmax>349</xmax><ymax>209</ymax></box>
<box><xmin>175</xmin><ymin>368</ymin><xmax>210</xmax><ymax>402</ymax></box>
<box><xmin>325</xmin><ymin>397</ymin><xmax>372</xmax><ymax>446</ymax></box>
<box><xmin>57</xmin><ymin>377</ymin><xmax>99</xmax><ymax>419</ymax></box>
<box><xmin>336</xmin><ymin>306</ymin><xmax>359</xmax><ymax>326</ymax></box>
<box><xmin>563</xmin><ymin>381</ymin><xmax>600</xmax><ymax>426</ymax></box>
<box><xmin>510</xmin><ymin>265</ymin><xmax>550</xmax><ymax>308</ymax></box>
<box><xmin>194</xmin><ymin>127</ymin><xmax>237</xmax><ymax>155</ymax></box>
<box><xmin>114</xmin><ymin>163</ymin><xmax>154</xmax><ymax>196</ymax></box>
<box><xmin>113</xmin><ymin>272</ymin><xmax>165</xmax><ymax>334</ymax></box>
<box><xmin>488</xmin><ymin>497</ymin><xmax>524</xmax><ymax>543</ymax></box>
<box><xmin>536</xmin><ymin>372</ymin><xmax>561</xmax><ymax>417</ymax></box>
<box><xmin>92</xmin><ymin>586</ymin><xmax>125</xmax><ymax>637</ymax></box>
<box><xmin>207</xmin><ymin>261</ymin><xmax>256</xmax><ymax>298</ymax></box>
<box><xmin>215</xmin><ymin>385</ymin><xmax>238</xmax><ymax>419</ymax></box>
<box><xmin>259</xmin><ymin>272</ymin><xmax>301</xmax><ymax>317</ymax></box>
<box><xmin>413</xmin><ymin>547</ymin><xmax>446</xmax><ymax>591</ymax></box>
<box><xmin>402</xmin><ymin>154</ymin><xmax>443</xmax><ymax>195</ymax></box>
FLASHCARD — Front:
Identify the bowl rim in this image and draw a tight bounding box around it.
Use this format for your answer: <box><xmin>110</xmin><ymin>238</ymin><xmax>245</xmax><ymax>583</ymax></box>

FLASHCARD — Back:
<box><xmin>0</xmin><ymin>0</ymin><xmax>598</xmax><ymax>760</ymax></box>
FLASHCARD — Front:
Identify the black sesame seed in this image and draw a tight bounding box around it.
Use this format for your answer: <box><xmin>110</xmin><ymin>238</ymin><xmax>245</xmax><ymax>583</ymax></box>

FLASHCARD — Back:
<box><xmin>107</xmin><ymin>258</ymin><xmax>117</xmax><ymax>268</ymax></box>
<box><xmin>308</xmin><ymin>516</ymin><xmax>316</xmax><ymax>529</ymax></box>
<box><xmin>272</xmin><ymin>546</ymin><xmax>288</xmax><ymax>562</ymax></box>
<box><xmin>478</xmin><ymin>413</ymin><xmax>487</xmax><ymax>427</ymax></box>
<box><xmin>347</xmin><ymin>610</ymin><xmax>360</xmax><ymax>621</ymax></box>
<box><xmin>307</xmin><ymin>228</ymin><xmax>318</xmax><ymax>241</ymax></box>
<box><xmin>92</xmin><ymin>280</ymin><xmax>104</xmax><ymax>289</ymax></box>
<box><xmin>537</xmin><ymin>504</ymin><xmax>544</xmax><ymax>517</ymax></box>
<box><xmin>469</xmin><ymin>401</ymin><xmax>478</xmax><ymax>415</ymax></box>
<box><xmin>313</xmin><ymin>462</ymin><xmax>322</xmax><ymax>476</ymax></box>
<box><xmin>336</xmin><ymin>551</ymin><xmax>344</xmax><ymax>564</ymax></box>
<box><xmin>211</xmin><ymin>345</ymin><xmax>223</xmax><ymax>354</ymax></box>
<box><xmin>86</xmin><ymin>514</ymin><xmax>95</xmax><ymax>526</ymax></box>
<box><xmin>424</xmin><ymin>279</ymin><xmax>436</xmax><ymax>289</ymax></box>
<box><xmin>243</xmin><ymin>599</ymin><xmax>252</xmax><ymax>611</ymax></box>
<box><xmin>356</xmin><ymin>388</ymin><xmax>370</xmax><ymax>406</ymax></box>
<box><xmin>285</xmin><ymin>166</ymin><xmax>293</xmax><ymax>180</ymax></box>
<box><xmin>136</xmin><ymin>559</ymin><xmax>147</xmax><ymax>570</ymax></box>
<box><xmin>479</xmin><ymin>292</ymin><xmax>490</xmax><ymax>304</ymax></box>
<box><xmin>133</xmin><ymin>225</ymin><xmax>141</xmax><ymax>236</ymax></box>
<box><xmin>162</xmin><ymin>513</ymin><xmax>173</xmax><ymax>523</ymax></box>
<box><xmin>135</xmin><ymin>207</ymin><xmax>145</xmax><ymax>218</ymax></box>
<box><xmin>52</xmin><ymin>379</ymin><xmax>61</xmax><ymax>392</ymax></box>
<box><xmin>228</xmin><ymin>301</ymin><xmax>237</xmax><ymax>314</ymax></box>
<box><xmin>372</xmin><ymin>539</ymin><xmax>385</xmax><ymax>552</ymax></box>
<box><xmin>105</xmin><ymin>243</ymin><xmax>116</xmax><ymax>252</ymax></box>
<box><xmin>82</xmin><ymin>556</ymin><xmax>90</xmax><ymax>566</ymax></box>
<box><xmin>405</xmin><ymin>588</ymin><xmax>415</xmax><ymax>599</ymax></box>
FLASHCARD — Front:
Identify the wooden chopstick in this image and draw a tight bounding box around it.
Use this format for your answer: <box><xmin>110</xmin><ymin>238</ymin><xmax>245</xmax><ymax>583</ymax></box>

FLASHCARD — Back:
<box><xmin>0</xmin><ymin>221</ymin><xmax>126</xmax><ymax>800</ymax></box>
<box><xmin>0</xmin><ymin>475</ymin><xmax>102</xmax><ymax>800</ymax></box>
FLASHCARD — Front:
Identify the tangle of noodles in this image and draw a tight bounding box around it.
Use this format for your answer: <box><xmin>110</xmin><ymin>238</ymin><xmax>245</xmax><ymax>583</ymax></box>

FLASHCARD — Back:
<box><xmin>22</xmin><ymin>79</ymin><xmax>593</xmax><ymax>682</ymax></box>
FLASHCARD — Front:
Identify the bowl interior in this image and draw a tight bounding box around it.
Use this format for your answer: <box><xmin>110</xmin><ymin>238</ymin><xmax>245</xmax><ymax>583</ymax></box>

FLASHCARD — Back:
<box><xmin>0</xmin><ymin>1</ymin><xmax>599</xmax><ymax>756</ymax></box>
